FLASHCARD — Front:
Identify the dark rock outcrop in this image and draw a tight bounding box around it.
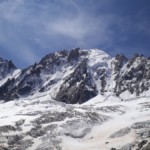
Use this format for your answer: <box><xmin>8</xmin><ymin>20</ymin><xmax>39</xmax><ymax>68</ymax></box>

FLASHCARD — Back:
<box><xmin>55</xmin><ymin>59</ymin><xmax>98</xmax><ymax>104</ymax></box>
<box><xmin>114</xmin><ymin>55</ymin><xmax>150</xmax><ymax>97</ymax></box>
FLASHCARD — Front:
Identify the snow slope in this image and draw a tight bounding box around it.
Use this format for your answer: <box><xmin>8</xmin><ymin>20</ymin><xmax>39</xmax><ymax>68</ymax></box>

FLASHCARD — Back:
<box><xmin>0</xmin><ymin>94</ymin><xmax>149</xmax><ymax>150</ymax></box>
<box><xmin>62</xmin><ymin>96</ymin><xmax>150</xmax><ymax>150</ymax></box>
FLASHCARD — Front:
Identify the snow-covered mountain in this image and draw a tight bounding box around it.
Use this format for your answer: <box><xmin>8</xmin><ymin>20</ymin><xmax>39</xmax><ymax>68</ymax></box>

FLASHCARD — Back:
<box><xmin>0</xmin><ymin>48</ymin><xmax>150</xmax><ymax>150</ymax></box>
<box><xmin>0</xmin><ymin>48</ymin><xmax>150</xmax><ymax>102</ymax></box>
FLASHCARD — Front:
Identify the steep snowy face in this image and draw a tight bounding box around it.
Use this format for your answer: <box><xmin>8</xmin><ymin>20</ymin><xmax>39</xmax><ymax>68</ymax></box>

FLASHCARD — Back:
<box><xmin>0</xmin><ymin>48</ymin><xmax>112</xmax><ymax>103</ymax></box>
<box><xmin>85</xmin><ymin>49</ymin><xmax>111</xmax><ymax>68</ymax></box>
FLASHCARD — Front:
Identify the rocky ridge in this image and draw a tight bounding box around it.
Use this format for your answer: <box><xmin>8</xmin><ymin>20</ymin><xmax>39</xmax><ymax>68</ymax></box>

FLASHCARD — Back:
<box><xmin>0</xmin><ymin>48</ymin><xmax>150</xmax><ymax>103</ymax></box>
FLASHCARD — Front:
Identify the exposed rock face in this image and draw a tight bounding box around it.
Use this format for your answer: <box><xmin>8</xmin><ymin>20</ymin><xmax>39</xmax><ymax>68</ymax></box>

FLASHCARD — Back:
<box><xmin>67</xmin><ymin>47</ymin><xmax>80</xmax><ymax>62</ymax></box>
<box><xmin>56</xmin><ymin>59</ymin><xmax>98</xmax><ymax>104</ymax></box>
<box><xmin>113</xmin><ymin>55</ymin><xmax>150</xmax><ymax>97</ymax></box>
<box><xmin>0</xmin><ymin>48</ymin><xmax>150</xmax><ymax>103</ymax></box>
<box><xmin>0</xmin><ymin>57</ymin><xmax>16</xmax><ymax>80</ymax></box>
<box><xmin>113</xmin><ymin>54</ymin><xmax>128</xmax><ymax>73</ymax></box>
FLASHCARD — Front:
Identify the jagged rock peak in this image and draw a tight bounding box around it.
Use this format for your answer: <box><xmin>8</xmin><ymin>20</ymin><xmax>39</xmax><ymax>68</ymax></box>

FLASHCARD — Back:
<box><xmin>0</xmin><ymin>57</ymin><xmax>16</xmax><ymax>69</ymax></box>
<box><xmin>0</xmin><ymin>57</ymin><xmax>17</xmax><ymax>80</ymax></box>
<box><xmin>112</xmin><ymin>54</ymin><xmax>128</xmax><ymax>73</ymax></box>
<box><xmin>115</xmin><ymin>54</ymin><xmax>128</xmax><ymax>62</ymax></box>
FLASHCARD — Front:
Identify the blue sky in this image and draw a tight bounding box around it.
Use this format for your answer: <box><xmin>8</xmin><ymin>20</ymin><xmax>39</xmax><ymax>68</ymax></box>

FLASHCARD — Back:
<box><xmin>0</xmin><ymin>0</ymin><xmax>150</xmax><ymax>68</ymax></box>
